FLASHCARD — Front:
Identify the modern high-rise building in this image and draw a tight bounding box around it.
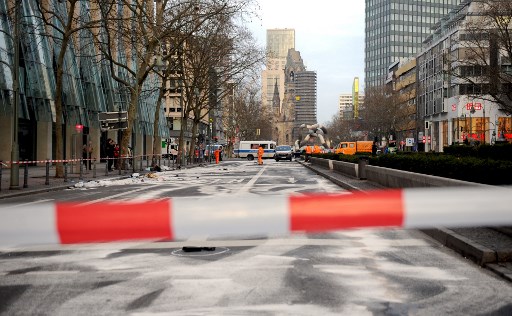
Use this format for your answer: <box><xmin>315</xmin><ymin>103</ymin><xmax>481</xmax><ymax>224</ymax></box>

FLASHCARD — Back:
<box><xmin>294</xmin><ymin>71</ymin><xmax>317</xmax><ymax>129</ymax></box>
<box><xmin>261</xmin><ymin>29</ymin><xmax>295</xmax><ymax>113</ymax></box>
<box><xmin>364</xmin><ymin>0</ymin><xmax>461</xmax><ymax>89</ymax></box>
<box><xmin>338</xmin><ymin>92</ymin><xmax>364</xmax><ymax>120</ymax></box>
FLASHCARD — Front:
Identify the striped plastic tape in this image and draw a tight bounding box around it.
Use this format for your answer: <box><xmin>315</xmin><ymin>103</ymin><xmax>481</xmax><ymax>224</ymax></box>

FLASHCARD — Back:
<box><xmin>0</xmin><ymin>186</ymin><xmax>511</xmax><ymax>246</ymax></box>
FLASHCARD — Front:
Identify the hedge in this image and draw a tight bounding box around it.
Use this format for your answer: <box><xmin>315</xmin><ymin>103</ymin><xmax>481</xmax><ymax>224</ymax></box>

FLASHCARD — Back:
<box><xmin>312</xmin><ymin>151</ymin><xmax>512</xmax><ymax>185</ymax></box>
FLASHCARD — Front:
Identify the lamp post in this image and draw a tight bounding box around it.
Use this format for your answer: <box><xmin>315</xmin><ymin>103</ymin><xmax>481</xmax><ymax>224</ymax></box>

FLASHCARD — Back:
<box><xmin>9</xmin><ymin>3</ymin><xmax>20</xmax><ymax>189</ymax></box>
<box><xmin>482</xmin><ymin>104</ymin><xmax>486</xmax><ymax>144</ymax></box>
<box><xmin>469</xmin><ymin>104</ymin><xmax>475</xmax><ymax>144</ymax></box>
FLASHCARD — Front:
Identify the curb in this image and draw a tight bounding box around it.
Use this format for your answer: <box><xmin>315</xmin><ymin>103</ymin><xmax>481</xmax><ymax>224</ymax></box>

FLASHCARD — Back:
<box><xmin>421</xmin><ymin>228</ymin><xmax>497</xmax><ymax>266</ymax></box>
<box><xmin>486</xmin><ymin>263</ymin><xmax>512</xmax><ymax>282</ymax></box>
<box><xmin>298</xmin><ymin>160</ymin><xmax>364</xmax><ymax>192</ymax></box>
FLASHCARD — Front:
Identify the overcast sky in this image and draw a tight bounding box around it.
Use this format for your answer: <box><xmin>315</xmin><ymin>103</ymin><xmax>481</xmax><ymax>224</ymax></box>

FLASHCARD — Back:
<box><xmin>247</xmin><ymin>1</ymin><xmax>366</xmax><ymax>124</ymax></box>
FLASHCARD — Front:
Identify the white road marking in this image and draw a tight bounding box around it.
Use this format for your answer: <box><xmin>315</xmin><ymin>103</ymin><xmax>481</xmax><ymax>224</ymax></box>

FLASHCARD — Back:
<box><xmin>77</xmin><ymin>185</ymin><xmax>160</xmax><ymax>205</ymax></box>
<box><xmin>237</xmin><ymin>166</ymin><xmax>266</xmax><ymax>194</ymax></box>
<box><xmin>0</xmin><ymin>199</ymin><xmax>54</xmax><ymax>210</ymax></box>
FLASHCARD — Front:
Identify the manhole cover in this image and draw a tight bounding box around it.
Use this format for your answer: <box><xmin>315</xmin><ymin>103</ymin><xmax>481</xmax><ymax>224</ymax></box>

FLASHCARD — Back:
<box><xmin>171</xmin><ymin>246</ymin><xmax>229</xmax><ymax>257</ymax></box>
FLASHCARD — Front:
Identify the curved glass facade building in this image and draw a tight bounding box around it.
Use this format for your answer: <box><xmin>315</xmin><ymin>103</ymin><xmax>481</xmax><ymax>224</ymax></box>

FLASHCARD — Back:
<box><xmin>0</xmin><ymin>1</ymin><xmax>167</xmax><ymax>164</ymax></box>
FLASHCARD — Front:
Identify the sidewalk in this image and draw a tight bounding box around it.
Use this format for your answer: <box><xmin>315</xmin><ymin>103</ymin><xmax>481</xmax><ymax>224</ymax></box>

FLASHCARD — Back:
<box><xmin>0</xmin><ymin>159</ymin><xmax>182</xmax><ymax>199</ymax></box>
<box><xmin>300</xmin><ymin>159</ymin><xmax>512</xmax><ymax>282</ymax></box>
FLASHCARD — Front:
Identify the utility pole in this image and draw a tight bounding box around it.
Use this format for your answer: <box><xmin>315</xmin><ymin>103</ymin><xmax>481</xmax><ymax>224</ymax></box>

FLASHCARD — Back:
<box><xmin>10</xmin><ymin>2</ymin><xmax>20</xmax><ymax>190</ymax></box>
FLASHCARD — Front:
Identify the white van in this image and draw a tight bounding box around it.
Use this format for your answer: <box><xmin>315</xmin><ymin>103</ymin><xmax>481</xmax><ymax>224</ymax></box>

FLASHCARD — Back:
<box><xmin>162</xmin><ymin>141</ymin><xmax>178</xmax><ymax>159</ymax></box>
<box><xmin>235</xmin><ymin>141</ymin><xmax>276</xmax><ymax>160</ymax></box>
<box><xmin>204</xmin><ymin>144</ymin><xmax>223</xmax><ymax>160</ymax></box>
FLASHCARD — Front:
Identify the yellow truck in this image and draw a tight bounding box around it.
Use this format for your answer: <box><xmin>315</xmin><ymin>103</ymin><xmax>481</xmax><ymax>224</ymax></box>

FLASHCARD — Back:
<box><xmin>334</xmin><ymin>141</ymin><xmax>373</xmax><ymax>155</ymax></box>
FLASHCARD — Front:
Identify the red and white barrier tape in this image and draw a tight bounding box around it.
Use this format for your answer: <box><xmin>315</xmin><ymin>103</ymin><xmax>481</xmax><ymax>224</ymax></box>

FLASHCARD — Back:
<box><xmin>1</xmin><ymin>186</ymin><xmax>511</xmax><ymax>246</ymax></box>
<box><xmin>1</xmin><ymin>154</ymin><xmax>174</xmax><ymax>165</ymax></box>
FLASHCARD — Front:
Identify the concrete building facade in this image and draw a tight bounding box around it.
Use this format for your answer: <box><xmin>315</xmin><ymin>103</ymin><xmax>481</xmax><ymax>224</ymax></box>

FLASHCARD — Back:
<box><xmin>387</xmin><ymin>57</ymin><xmax>418</xmax><ymax>149</ymax></box>
<box><xmin>261</xmin><ymin>29</ymin><xmax>295</xmax><ymax>114</ymax></box>
<box><xmin>417</xmin><ymin>0</ymin><xmax>511</xmax><ymax>151</ymax></box>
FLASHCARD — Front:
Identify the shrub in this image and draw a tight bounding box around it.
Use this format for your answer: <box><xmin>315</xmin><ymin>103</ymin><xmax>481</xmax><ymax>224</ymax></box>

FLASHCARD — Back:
<box><xmin>331</xmin><ymin>151</ymin><xmax>512</xmax><ymax>185</ymax></box>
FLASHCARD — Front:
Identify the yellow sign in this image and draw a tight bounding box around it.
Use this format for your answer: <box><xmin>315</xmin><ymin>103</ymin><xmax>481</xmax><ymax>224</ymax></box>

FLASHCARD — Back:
<box><xmin>295</xmin><ymin>96</ymin><xmax>301</xmax><ymax>101</ymax></box>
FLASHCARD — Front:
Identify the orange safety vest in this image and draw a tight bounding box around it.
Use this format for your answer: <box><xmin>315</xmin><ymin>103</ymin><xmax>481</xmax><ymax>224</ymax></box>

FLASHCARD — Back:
<box><xmin>305</xmin><ymin>146</ymin><xmax>312</xmax><ymax>154</ymax></box>
<box><xmin>313</xmin><ymin>145</ymin><xmax>321</xmax><ymax>154</ymax></box>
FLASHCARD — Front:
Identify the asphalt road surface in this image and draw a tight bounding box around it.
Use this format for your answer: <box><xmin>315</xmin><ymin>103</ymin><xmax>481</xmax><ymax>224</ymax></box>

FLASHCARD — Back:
<box><xmin>1</xmin><ymin>159</ymin><xmax>511</xmax><ymax>315</ymax></box>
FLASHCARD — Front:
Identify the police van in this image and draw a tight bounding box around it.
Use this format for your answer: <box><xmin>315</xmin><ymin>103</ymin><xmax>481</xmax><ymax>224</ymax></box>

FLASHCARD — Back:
<box><xmin>234</xmin><ymin>141</ymin><xmax>276</xmax><ymax>160</ymax></box>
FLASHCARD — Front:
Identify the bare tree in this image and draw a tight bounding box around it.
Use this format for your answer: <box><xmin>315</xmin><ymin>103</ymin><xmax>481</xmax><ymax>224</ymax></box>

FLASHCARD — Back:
<box><xmin>173</xmin><ymin>3</ymin><xmax>263</xmax><ymax>161</ymax></box>
<box><xmin>448</xmin><ymin>0</ymin><xmax>512</xmax><ymax>113</ymax></box>
<box><xmin>33</xmin><ymin>0</ymin><xmax>104</xmax><ymax>177</ymax></box>
<box><xmin>95</xmin><ymin>0</ymin><xmax>231</xmax><ymax>167</ymax></box>
<box><xmin>324</xmin><ymin>113</ymin><xmax>353</xmax><ymax>145</ymax></box>
<box><xmin>360</xmin><ymin>86</ymin><xmax>404</xmax><ymax>140</ymax></box>
<box><xmin>230</xmin><ymin>79</ymin><xmax>272</xmax><ymax>141</ymax></box>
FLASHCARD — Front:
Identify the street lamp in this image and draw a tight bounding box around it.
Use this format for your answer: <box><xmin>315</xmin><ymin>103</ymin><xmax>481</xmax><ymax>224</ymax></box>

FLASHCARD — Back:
<box><xmin>9</xmin><ymin>3</ymin><xmax>20</xmax><ymax>189</ymax></box>
<box><xmin>469</xmin><ymin>104</ymin><xmax>475</xmax><ymax>144</ymax></box>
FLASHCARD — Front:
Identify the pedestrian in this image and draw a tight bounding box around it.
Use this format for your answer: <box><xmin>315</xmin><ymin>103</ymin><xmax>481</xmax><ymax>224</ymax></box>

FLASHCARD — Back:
<box><xmin>214</xmin><ymin>147</ymin><xmax>220</xmax><ymax>164</ymax></box>
<box><xmin>113</xmin><ymin>143</ymin><xmax>120</xmax><ymax>169</ymax></box>
<box><xmin>313</xmin><ymin>144</ymin><xmax>321</xmax><ymax>154</ymax></box>
<box><xmin>82</xmin><ymin>143</ymin><xmax>88</xmax><ymax>171</ymax></box>
<box><xmin>127</xmin><ymin>146</ymin><xmax>133</xmax><ymax>167</ymax></box>
<box><xmin>305</xmin><ymin>145</ymin><xmax>312</xmax><ymax>162</ymax></box>
<box><xmin>106</xmin><ymin>138</ymin><xmax>115</xmax><ymax>172</ymax></box>
<box><xmin>257</xmin><ymin>145</ymin><xmax>264</xmax><ymax>165</ymax></box>
<box><xmin>82</xmin><ymin>140</ymin><xmax>93</xmax><ymax>170</ymax></box>
<box><xmin>371</xmin><ymin>141</ymin><xmax>378</xmax><ymax>156</ymax></box>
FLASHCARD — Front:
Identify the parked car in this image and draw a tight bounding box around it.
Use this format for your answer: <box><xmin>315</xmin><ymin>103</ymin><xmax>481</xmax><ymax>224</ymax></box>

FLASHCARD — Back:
<box><xmin>274</xmin><ymin>145</ymin><xmax>293</xmax><ymax>161</ymax></box>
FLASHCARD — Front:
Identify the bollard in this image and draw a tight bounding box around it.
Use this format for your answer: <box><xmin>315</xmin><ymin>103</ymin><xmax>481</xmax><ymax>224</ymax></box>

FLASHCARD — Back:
<box><xmin>132</xmin><ymin>156</ymin><xmax>136</xmax><ymax>173</ymax></box>
<box><xmin>0</xmin><ymin>161</ymin><xmax>3</xmax><ymax>191</ymax></box>
<box><xmin>23</xmin><ymin>160</ymin><xmax>28</xmax><ymax>188</ymax></box>
<box><xmin>64</xmin><ymin>162</ymin><xmax>68</xmax><ymax>183</ymax></box>
<box><xmin>79</xmin><ymin>159</ymin><xmax>84</xmax><ymax>180</ymax></box>
<box><xmin>146</xmin><ymin>155</ymin><xmax>149</xmax><ymax>169</ymax></box>
<box><xmin>93</xmin><ymin>158</ymin><xmax>96</xmax><ymax>178</ymax></box>
<box><xmin>140</xmin><ymin>155</ymin><xmax>143</xmax><ymax>171</ymax></box>
<box><xmin>105</xmin><ymin>159</ymin><xmax>109</xmax><ymax>176</ymax></box>
<box><xmin>45</xmin><ymin>160</ymin><xmax>50</xmax><ymax>185</ymax></box>
<box><xmin>119</xmin><ymin>158</ymin><xmax>122</xmax><ymax>175</ymax></box>
<box><xmin>358</xmin><ymin>156</ymin><xmax>369</xmax><ymax>180</ymax></box>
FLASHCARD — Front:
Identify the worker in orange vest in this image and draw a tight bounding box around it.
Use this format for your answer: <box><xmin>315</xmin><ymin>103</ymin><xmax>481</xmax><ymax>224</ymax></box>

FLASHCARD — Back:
<box><xmin>305</xmin><ymin>145</ymin><xmax>312</xmax><ymax>162</ymax></box>
<box><xmin>313</xmin><ymin>144</ymin><xmax>321</xmax><ymax>154</ymax></box>
<box><xmin>257</xmin><ymin>145</ymin><xmax>264</xmax><ymax>165</ymax></box>
<box><xmin>214</xmin><ymin>147</ymin><xmax>220</xmax><ymax>164</ymax></box>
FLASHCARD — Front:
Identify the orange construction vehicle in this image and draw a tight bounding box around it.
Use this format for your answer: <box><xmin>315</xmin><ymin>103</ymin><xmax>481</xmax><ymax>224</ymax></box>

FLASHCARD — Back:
<box><xmin>334</xmin><ymin>141</ymin><xmax>373</xmax><ymax>155</ymax></box>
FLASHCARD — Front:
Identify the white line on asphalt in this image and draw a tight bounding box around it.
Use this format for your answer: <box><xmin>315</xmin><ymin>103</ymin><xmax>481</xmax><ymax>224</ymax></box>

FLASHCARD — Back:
<box><xmin>0</xmin><ymin>199</ymin><xmax>54</xmax><ymax>210</ymax></box>
<box><xmin>27</xmin><ymin>271</ymin><xmax>80</xmax><ymax>275</ymax></box>
<box><xmin>77</xmin><ymin>185</ymin><xmax>160</xmax><ymax>205</ymax></box>
<box><xmin>237</xmin><ymin>166</ymin><xmax>266</xmax><ymax>194</ymax></box>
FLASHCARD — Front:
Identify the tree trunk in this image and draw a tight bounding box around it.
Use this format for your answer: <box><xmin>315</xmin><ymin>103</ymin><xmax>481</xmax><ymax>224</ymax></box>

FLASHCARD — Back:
<box><xmin>120</xmin><ymin>88</ymin><xmax>139</xmax><ymax>170</ymax></box>
<box><xmin>152</xmin><ymin>82</ymin><xmax>165</xmax><ymax>166</ymax></box>
<box><xmin>189</xmin><ymin>119</ymin><xmax>199</xmax><ymax>162</ymax></box>
<box><xmin>53</xmin><ymin>37</ymin><xmax>71</xmax><ymax>178</ymax></box>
